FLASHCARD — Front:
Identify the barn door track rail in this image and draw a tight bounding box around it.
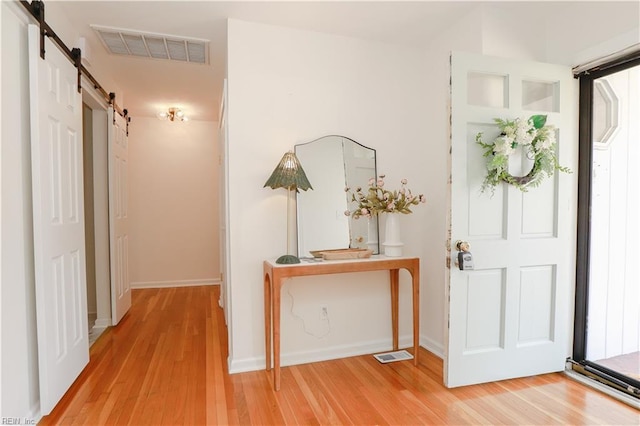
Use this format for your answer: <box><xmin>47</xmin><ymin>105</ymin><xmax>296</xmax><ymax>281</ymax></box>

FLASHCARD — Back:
<box><xmin>20</xmin><ymin>0</ymin><xmax>130</xmax><ymax>126</ymax></box>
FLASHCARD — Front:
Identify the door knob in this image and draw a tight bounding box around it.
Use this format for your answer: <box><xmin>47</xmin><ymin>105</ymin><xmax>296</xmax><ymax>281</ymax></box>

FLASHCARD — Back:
<box><xmin>454</xmin><ymin>240</ymin><xmax>474</xmax><ymax>270</ymax></box>
<box><xmin>455</xmin><ymin>240</ymin><xmax>470</xmax><ymax>252</ymax></box>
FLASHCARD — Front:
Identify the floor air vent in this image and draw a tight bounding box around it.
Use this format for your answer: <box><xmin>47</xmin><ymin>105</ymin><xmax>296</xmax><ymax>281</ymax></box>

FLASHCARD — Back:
<box><xmin>91</xmin><ymin>25</ymin><xmax>208</xmax><ymax>64</ymax></box>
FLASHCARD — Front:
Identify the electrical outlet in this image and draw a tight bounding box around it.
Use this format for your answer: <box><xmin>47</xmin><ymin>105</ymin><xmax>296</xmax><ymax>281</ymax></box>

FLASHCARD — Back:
<box><xmin>320</xmin><ymin>305</ymin><xmax>329</xmax><ymax>320</ymax></box>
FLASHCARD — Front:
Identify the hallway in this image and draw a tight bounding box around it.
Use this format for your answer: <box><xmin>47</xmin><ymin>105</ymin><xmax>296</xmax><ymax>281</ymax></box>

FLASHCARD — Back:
<box><xmin>40</xmin><ymin>286</ymin><xmax>639</xmax><ymax>425</ymax></box>
<box><xmin>41</xmin><ymin>286</ymin><xmax>226</xmax><ymax>424</ymax></box>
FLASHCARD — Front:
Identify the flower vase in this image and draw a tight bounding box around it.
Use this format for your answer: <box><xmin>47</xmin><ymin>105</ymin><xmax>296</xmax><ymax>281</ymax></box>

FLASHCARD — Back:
<box><xmin>367</xmin><ymin>216</ymin><xmax>378</xmax><ymax>253</ymax></box>
<box><xmin>383</xmin><ymin>213</ymin><xmax>404</xmax><ymax>257</ymax></box>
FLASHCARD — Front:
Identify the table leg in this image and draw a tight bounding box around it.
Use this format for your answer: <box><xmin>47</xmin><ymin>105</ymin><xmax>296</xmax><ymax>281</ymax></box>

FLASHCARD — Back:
<box><xmin>390</xmin><ymin>269</ymin><xmax>399</xmax><ymax>351</ymax></box>
<box><xmin>264</xmin><ymin>272</ymin><xmax>272</xmax><ymax>371</ymax></box>
<box><xmin>273</xmin><ymin>278</ymin><xmax>282</xmax><ymax>391</ymax></box>
<box><xmin>411</xmin><ymin>266</ymin><xmax>420</xmax><ymax>365</ymax></box>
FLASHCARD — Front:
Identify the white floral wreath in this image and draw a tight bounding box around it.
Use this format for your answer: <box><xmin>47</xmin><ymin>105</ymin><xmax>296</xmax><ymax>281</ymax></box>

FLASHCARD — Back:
<box><xmin>476</xmin><ymin>114</ymin><xmax>571</xmax><ymax>193</ymax></box>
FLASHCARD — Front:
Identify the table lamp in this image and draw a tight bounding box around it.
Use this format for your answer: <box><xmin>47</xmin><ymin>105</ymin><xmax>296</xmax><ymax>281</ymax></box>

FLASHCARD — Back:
<box><xmin>264</xmin><ymin>151</ymin><xmax>313</xmax><ymax>264</ymax></box>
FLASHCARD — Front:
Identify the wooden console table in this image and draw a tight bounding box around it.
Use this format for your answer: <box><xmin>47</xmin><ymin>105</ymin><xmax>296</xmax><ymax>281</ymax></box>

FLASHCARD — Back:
<box><xmin>263</xmin><ymin>256</ymin><xmax>420</xmax><ymax>391</ymax></box>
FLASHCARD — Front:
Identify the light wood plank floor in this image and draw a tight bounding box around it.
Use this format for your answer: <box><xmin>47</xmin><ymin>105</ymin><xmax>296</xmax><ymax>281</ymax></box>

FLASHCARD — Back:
<box><xmin>40</xmin><ymin>286</ymin><xmax>639</xmax><ymax>425</ymax></box>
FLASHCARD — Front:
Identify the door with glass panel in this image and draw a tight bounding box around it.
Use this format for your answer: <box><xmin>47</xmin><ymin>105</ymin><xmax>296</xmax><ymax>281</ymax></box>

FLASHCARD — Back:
<box><xmin>574</xmin><ymin>59</ymin><xmax>640</xmax><ymax>396</ymax></box>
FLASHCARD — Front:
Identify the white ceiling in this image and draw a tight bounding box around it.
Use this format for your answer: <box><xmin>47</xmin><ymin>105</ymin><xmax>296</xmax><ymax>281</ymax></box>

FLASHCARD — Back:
<box><xmin>53</xmin><ymin>1</ymin><xmax>639</xmax><ymax>121</ymax></box>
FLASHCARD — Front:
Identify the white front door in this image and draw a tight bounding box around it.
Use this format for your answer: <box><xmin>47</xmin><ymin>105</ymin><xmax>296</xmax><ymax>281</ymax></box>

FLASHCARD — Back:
<box><xmin>108</xmin><ymin>108</ymin><xmax>131</xmax><ymax>325</ymax></box>
<box><xmin>446</xmin><ymin>52</ymin><xmax>578</xmax><ymax>387</ymax></box>
<box><xmin>28</xmin><ymin>25</ymin><xmax>89</xmax><ymax>414</ymax></box>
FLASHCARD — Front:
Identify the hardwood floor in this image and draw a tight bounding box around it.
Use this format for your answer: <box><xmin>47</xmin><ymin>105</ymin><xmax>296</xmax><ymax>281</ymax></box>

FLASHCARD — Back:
<box><xmin>40</xmin><ymin>286</ymin><xmax>639</xmax><ymax>425</ymax></box>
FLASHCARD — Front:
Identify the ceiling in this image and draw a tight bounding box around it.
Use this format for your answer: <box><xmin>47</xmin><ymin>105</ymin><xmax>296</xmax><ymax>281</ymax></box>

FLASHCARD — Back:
<box><xmin>53</xmin><ymin>1</ymin><xmax>639</xmax><ymax>122</ymax></box>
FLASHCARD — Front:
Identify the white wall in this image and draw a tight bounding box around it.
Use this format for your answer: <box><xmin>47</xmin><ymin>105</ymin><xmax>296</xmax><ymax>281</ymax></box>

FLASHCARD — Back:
<box><xmin>1</xmin><ymin>2</ymin><xmax>4</xmax><ymax>417</ymax></box>
<box><xmin>543</xmin><ymin>2</ymin><xmax>640</xmax><ymax>67</ymax></box>
<box><xmin>417</xmin><ymin>9</ymin><xmax>486</xmax><ymax>352</ymax></box>
<box><xmin>1</xmin><ymin>2</ymin><xmax>39</xmax><ymax>419</ymax></box>
<box><xmin>44</xmin><ymin>1</ymin><xmax>123</xmax><ymax>107</ymax></box>
<box><xmin>128</xmin><ymin>117</ymin><xmax>220</xmax><ymax>287</ymax></box>
<box><xmin>226</xmin><ymin>19</ymin><xmax>432</xmax><ymax>372</ymax></box>
<box><xmin>0</xmin><ymin>2</ymin><xmax>3</xmax><ymax>414</ymax></box>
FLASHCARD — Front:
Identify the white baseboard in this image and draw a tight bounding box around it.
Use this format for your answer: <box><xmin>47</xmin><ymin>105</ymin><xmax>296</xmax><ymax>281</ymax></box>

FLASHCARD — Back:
<box><xmin>93</xmin><ymin>317</ymin><xmax>111</xmax><ymax>329</ymax></box>
<box><xmin>131</xmin><ymin>278</ymin><xmax>220</xmax><ymax>289</ymax></box>
<box><xmin>229</xmin><ymin>335</ymin><xmax>416</xmax><ymax>374</ymax></box>
<box><xmin>27</xmin><ymin>401</ymin><xmax>42</xmax><ymax>425</ymax></box>
<box><xmin>229</xmin><ymin>333</ymin><xmax>446</xmax><ymax>375</ymax></box>
<box><xmin>228</xmin><ymin>355</ymin><xmax>265</xmax><ymax>374</ymax></box>
<box><xmin>420</xmin><ymin>334</ymin><xmax>444</xmax><ymax>359</ymax></box>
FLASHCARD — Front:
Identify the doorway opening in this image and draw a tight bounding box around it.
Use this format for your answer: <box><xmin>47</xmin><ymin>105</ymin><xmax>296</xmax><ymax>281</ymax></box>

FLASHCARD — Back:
<box><xmin>81</xmin><ymin>97</ymin><xmax>111</xmax><ymax>346</ymax></box>
<box><xmin>83</xmin><ymin>102</ymin><xmax>99</xmax><ymax>342</ymax></box>
<box><xmin>574</xmin><ymin>55</ymin><xmax>640</xmax><ymax>398</ymax></box>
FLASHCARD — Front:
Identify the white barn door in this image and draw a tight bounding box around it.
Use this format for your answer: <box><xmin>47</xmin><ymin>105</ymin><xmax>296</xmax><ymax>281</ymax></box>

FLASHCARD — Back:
<box><xmin>446</xmin><ymin>52</ymin><xmax>577</xmax><ymax>387</ymax></box>
<box><xmin>108</xmin><ymin>108</ymin><xmax>131</xmax><ymax>325</ymax></box>
<box><xmin>28</xmin><ymin>25</ymin><xmax>89</xmax><ymax>414</ymax></box>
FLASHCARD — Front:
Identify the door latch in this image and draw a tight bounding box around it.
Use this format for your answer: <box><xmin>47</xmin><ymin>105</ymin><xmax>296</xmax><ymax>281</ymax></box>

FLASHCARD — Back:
<box><xmin>455</xmin><ymin>240</ymin><xmax>474</xmax><ymax>271</ymax></box>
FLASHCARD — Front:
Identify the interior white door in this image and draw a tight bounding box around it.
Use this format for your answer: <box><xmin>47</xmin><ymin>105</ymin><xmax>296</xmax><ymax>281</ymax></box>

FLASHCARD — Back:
<box><xmin>446</xmin><ymin>51</ymin><xmax>577</xmax><ymax>387</ymax></box>
<box><xmin>28</xmin><ymin>25</ymin><xmax>89</xmax><ymax>414</ymax></box>
<box><xmin>108</xmin><ymin>107</ymin><xmax>131</xmax><ymax>325</ymax></box>
<box><xmin>219</xmin><ymin>79</ymin><xmax>231</xmax><ymax>325</ymax></box>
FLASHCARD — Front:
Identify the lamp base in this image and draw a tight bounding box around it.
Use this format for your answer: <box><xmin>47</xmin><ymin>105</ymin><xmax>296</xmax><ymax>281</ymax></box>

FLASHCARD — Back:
<box><xmin>276</xmin><ymin>254</ymin><xmax>301</xmax><ymax>264</ymax></box>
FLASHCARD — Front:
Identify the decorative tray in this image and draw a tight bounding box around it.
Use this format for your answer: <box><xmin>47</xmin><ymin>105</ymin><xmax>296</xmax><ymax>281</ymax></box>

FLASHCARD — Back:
<box><xmin>309</xmin><ymin>248</ymin><xmax>373</xmax><ymax>260</ymax></box>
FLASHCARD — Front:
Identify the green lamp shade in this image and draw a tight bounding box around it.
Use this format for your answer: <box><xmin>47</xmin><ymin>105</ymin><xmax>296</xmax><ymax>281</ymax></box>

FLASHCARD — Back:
<box><xmin>263</xmin><ymin>151</ymin><xmax>313</xmax><ymax>192</ymax></box>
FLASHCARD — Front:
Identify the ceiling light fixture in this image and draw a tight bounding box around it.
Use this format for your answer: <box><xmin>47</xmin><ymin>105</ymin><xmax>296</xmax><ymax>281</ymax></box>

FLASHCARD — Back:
<box><xmin>158</xmin><ymin>107</ymin><xmax>188</xmax><ymax>122</ymax></box>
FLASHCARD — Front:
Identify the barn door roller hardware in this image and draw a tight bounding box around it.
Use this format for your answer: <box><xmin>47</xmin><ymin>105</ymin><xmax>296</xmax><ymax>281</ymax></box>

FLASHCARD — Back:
<box><xmin>108</xmin><ymin>93</ymin><xmax>131</xmax><ymax>135</ymax></box>
<box><xmin>20</xmin><ymin>0</ymin><xmax>128</xmax><ymax>118</ymax></box>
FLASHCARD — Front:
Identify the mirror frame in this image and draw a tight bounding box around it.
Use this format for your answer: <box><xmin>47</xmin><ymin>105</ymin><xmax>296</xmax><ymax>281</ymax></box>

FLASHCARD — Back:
<box><xmin>295</xmin><ymin>135</ymin><xmax>379</xmax><ymax>257</ymax></box>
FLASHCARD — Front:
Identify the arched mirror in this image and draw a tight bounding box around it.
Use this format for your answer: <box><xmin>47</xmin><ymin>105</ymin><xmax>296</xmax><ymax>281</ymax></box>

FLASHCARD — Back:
<box><xmin>295</xmin><ymin>135</ymin><xmax>378</xmax><ymax>258</ymax></box>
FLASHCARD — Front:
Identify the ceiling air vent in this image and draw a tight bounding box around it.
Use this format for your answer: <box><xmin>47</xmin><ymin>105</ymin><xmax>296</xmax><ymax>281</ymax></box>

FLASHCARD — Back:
<box><xmin>91</xmin><ymin>25</ymin><xmax>209</xmax><ymax>65</ymax></box>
